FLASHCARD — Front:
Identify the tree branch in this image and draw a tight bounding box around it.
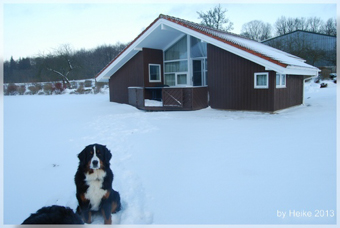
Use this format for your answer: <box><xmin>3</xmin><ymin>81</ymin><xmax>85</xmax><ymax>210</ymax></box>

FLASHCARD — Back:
<box><xmin>47</xmin><ymin>67</ymin><xmax>71</xmax><ymax>88</ymax></box>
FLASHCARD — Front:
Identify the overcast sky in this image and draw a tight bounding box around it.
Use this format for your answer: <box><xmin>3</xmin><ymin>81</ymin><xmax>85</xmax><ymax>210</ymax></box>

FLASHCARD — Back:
<box><xmin>2</xmin><ymin>0</ymin><xmax>337</xmax><ymax>61</ymax></box>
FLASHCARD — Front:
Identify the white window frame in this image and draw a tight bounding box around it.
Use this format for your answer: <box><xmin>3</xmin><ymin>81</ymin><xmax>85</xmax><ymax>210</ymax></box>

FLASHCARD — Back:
<box><xmin>164</xmin><ymin>72</ymin><xmax>188</xmax><ymax>86</ymax></box>
<box><xmin>254</xmin><ymin>72</ymin><xmax>269</xmax><ymax>89</ymax></box>
<box><xmin>177</xmin><ymin>73</ymin><xmax>188</xmax><ymax>85</ymax></box>
<box><xmin>276</xmin><ymin>73</ymin><xmax>286</xmax><ymax>88</ymax></box>
<box><xmin>163</xmin><ymin>35</ymin><xmax>190</xmax><ymax>86</ymax></box>
<box><xmin>149</xmin><ymin>64</ymin><xmax>161</xmax><ymax>82</ymax></box>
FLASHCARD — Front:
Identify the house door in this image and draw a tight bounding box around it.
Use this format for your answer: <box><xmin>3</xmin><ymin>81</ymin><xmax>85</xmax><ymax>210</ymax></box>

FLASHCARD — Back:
<box><xmin>192</xmin><ymin>59</ymin><xmax>207</xmax><ymax>86</ymax></box>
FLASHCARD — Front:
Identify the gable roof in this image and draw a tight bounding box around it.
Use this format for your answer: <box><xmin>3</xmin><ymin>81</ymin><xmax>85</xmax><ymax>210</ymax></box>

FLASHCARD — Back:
<box><xmin>96</xmin><ymin>14</ymin><xmax>319</xmax><ymax>82</ymax></box>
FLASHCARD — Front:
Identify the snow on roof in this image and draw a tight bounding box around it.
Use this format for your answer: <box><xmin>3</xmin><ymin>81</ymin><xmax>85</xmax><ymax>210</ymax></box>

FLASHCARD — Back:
<box><xmin>96</xmin><ymin>14</ymin><xmax>319</xmax><ymax>82</ymax></box>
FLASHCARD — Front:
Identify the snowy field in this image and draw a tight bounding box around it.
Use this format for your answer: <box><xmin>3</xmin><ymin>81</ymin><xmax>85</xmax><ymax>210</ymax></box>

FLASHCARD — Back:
<box><xmin>3</xmin><ymin>81</ymin><xmax>337</xmax><ymax>226</ymax></box>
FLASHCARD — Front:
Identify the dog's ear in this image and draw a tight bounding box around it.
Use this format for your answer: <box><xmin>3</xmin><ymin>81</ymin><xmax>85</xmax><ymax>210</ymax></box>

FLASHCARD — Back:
<box><xmin>77</xmin><ymin>147</ymin><xmax>87</xmax><ymax>165</ymax></box>
<box><xmin>104</xmin><ymin>146</ymin><xmax>112</xmax><ymax>163</ymax></box>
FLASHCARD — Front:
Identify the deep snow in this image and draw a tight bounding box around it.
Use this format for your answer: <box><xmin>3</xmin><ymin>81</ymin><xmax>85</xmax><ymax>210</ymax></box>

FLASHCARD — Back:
<box><xmin>3</xmin><ymin>81</ymin><xmax>337</xmax><ymax>225</ymax></box>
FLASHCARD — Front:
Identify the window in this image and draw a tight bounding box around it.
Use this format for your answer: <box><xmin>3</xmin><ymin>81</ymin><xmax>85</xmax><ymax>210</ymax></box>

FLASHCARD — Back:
<box><xmin>149</xmin><ymin>64</ymin><xmax>161</xmax><ymax>82</ymax></box>
<box><xmin>164</xmin><ymin>36</ymin><xmax>187</xmax><ymax>61</ymax></box>
<box><xmin>163</xmin><ymin>35</ymin><xmax>207</xmax><ymax>87</ymax></box>
<box><xmin>164</xmin><ymin>35</ymin><xmax>189</xmax><ymax>86</ymax></box>
<box><xmin>164</xmin><ymin>61</ymin><xmax>188</xmax><ymax>73</ymax></box>
<box><xmin>276</xmin><ymin>73</ymin><xmax>286</xmax><ymax>88</ymax></box>
<box><xmin>190</xmin><ymin>36</ymin><xmax>207</xmax><ymax>58</ymax></box>
<box><xmin>164</xmin><ymin>73</ymin><xmax>187</xmax><ymax>86</ymax></box>
<box><xmin>177</xmin><ymin>74</ymin><xmax>187</xmax><ymax>85</ymax></box>
<box><xmin>164</xmin><ymin>73</ymin><xmax>175</xmax><ymax>86</ymax></box>
<box><xmin>254</xmin><ymin>72</ymin><xmax>269</xmax><ymax>89</ymax></box>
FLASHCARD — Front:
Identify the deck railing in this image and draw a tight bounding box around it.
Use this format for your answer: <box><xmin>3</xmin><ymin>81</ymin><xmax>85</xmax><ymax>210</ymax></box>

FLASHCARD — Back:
<box><xmin>128</xmin><ymin>86</ymin><xmax>208</xmax><ymax>111</ymax></box>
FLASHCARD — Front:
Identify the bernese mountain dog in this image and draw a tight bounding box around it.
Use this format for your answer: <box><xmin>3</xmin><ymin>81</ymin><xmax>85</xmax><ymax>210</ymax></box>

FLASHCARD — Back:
<box><xmin>22</xmin><ymin>205</ymin><xmax>84</xmax><ymax>224</ymax></box>
<box><xmin>75</xmin><ymin>144</ymin><xmax>121</xmax><ymax>224</ymax></box>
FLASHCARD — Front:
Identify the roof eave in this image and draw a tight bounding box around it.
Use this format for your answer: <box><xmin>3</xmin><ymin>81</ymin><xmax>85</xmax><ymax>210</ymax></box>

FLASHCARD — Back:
<box><xmin>282</xmin><ymin>66</ymin><xmax>320</xmax><ymax>76</ymax></box>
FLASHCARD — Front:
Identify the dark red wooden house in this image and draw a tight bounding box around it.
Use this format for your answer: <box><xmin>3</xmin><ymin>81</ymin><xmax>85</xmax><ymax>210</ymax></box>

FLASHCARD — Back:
<box><xmin>96</xmin><ymin>14</ymin><xmax>319</xmax><ymax>112</ymax></box>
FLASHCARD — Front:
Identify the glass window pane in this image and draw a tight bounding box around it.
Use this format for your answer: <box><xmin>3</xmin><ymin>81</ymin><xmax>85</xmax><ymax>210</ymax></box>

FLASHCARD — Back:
<box><xmin>190</xmin><ymin>36</ymin><xmax>207</xmax><ymax>58</ymax></box>
<box><xmin>281</xmin><ymin>74</ymin><xmax>286</xmax><ymax>86</ymax></box>
<box><xmin>257</xmin><ymin>74</ymin><xmax>267</xmax><ymax>86</ymax></box>
<box><xmin>149</xmin><ymin>65</ymin><xmax>160</xmax><ymax>81</ymax></box>
<box><xmin>276</xmin><ymin>74</ymin><xmax>280</xmax><ymax>86</ymax></box>
<box><xmin>177</xmin><ymin>74</ymin><xmax>187</xmax><ymax>84</ymax></box>
<box><xmin>165</xmin><ymin>36</ymin><xmax>187</xmax><ymax>61</ymax></box>
<box><xmin>164</xmin><ymin>61</ymin><xmax>188</xmax><ymax>73</ymax></box>
<box><xmin>164</xmin><ymin>74</ymin><xmax>175</xmax><ymax>86</ymax></box>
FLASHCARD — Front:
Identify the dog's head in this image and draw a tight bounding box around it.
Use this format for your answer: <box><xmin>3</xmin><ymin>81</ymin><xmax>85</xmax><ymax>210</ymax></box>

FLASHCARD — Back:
<box><xmin>77</xmin><ymin>144</ymin><xmax>112</xmax><ymax>170</ymax></box>
<box><xmin>22</xmin><ymin>205</ymin><xmax>84</xmax><ymax>224</ymax></box>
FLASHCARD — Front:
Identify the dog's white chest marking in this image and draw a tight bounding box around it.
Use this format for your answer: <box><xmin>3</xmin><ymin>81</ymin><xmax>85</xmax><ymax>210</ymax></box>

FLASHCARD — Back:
<box><xmin>84</xmin><ymin>169</ymin><xmax>107</xmax><ymax>211</ymax></box>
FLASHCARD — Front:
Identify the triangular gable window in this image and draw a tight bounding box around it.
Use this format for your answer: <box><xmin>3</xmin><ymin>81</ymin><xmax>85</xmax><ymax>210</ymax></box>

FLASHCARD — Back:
<box><xmin>165</xmin><ymin>36</ymin><xmax>187</xmax><ymax>61</ymax></box>
<box><xmin>190</xmin><ymin>36</ymin><xmax>207</xmax><ymax>58</ymax></box>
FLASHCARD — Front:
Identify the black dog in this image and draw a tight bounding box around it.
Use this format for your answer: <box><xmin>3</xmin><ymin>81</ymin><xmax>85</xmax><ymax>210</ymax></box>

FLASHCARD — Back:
<box><xmin>75</xmin><ymin>144</ymin><xmax>121</xmax><ymax>224</ymax></box>
<box><xmin>22</xmin><ymin>205</ymin><xmax>84</xmax><ymax>224</ymax></box>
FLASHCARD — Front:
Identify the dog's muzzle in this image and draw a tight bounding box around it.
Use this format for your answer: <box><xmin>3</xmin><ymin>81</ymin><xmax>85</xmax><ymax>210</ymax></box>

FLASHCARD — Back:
<box><xmin>91</xmin><ymin>160</ymin><xmax>99</xmax><ymax>169</ymax></box>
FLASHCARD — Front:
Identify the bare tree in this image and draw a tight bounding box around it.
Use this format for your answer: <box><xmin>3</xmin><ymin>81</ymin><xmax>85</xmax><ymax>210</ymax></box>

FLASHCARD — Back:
<box><xmin>306</xmin><ymin>17</ymin><xmax>324</xmax><ymax>33</ymax></box>
<box><xmin>294</xmin><ymin>17</ymin><xmax>308</xmax><ymax>31</ymax></box>
<box><xmin>274</xmin><ymin>16</ymin><xmax>288</xmax><ymax>36</ymax></box>
<box><xmin>45</xmin><ymin>44</ymin><xmax>74</xmax><ymax>88</ymax></box>
<box><xmin>274</xmin><ymin>16</ymin><xmax>330</xmax><ymax>35</ymax></box>
<box><xmin>241</xmin><ymin>20</ymin><xmax>272</xmax><ymax>41</ymax></box>
<box><xmin>323</xmin><ymin>18</ymin><xmax>337</xmax><ymax>36</ymax></box>
<box><xmin>274</xmin><ymin>16</ymin><xmax>302</xmax><ymax>35</ymax></box>
<box><xmin>286</xmin><ymin>17</ymin><xmax>297</xmax><ymax>33</ymax></box>
<box><xmin>197</xmin><ymin>4</ymin><xmax>234</xmax><ymax>32</ymax></box>
<box><xmin>47</xmin><ymin>59</ymin><xmax>73</xmax><ymax>88</ymax></box>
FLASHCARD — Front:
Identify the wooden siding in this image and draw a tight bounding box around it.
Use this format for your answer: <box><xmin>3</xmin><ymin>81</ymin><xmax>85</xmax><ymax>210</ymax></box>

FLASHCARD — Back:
<box><xmin>143</xmin><ymin>48</ymin><xmax>164</xmax><ymax>87</ymax></box>
<box><xmin>207</xmin><ymin>44</ymin><xmax>303</xmax><ymax>112</ymax></box>
<box><xmin>109</xmin><ymin>51</ymin><xmax>144</xmax><ymax>104</ymax></box>
<box><xmin>109</xmin><ymin>48</ymin><xmax>163</xmax><ymax>104</ymax></box>
<box><xmin>273</xmin><ymin>75</ymin><xmax>304</xmax><ymax>111</ymax></box>
<box><xmin>208</xmin><ymin>44</ymin><xmax>274</xmax><ymax>111</ymax></box>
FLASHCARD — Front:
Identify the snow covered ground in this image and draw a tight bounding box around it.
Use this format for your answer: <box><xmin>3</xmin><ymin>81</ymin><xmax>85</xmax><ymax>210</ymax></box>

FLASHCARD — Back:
<box><xmin>3</xmin><ymin>81</ymin><xmax>337</xmax><ymax>226</ymax></box>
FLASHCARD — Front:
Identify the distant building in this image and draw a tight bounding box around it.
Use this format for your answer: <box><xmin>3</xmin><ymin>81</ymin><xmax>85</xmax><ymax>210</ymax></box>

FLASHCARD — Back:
<box><xmin>262</xmin><ymin>30</ymin><xmax>336</xmax><ymax>70</ymax></box>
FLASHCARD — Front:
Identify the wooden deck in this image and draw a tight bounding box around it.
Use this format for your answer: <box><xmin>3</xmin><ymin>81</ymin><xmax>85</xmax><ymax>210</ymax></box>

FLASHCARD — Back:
<box><xmin>128</xmin><ymin>86</ymin><xmax>208</xmax><ymax>111</ymax></box>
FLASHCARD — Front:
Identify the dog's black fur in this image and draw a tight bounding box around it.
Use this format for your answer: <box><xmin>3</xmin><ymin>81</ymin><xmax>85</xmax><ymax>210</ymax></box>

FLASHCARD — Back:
<box><xmin>75</xmin><ymin>143</ymin><xmax>121</xmax><ymax>224</ymax></box>
<box><xmin>22</xmin><ymin>205</ymin><xmax>84</xmax><ymax>224</ymax></box>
